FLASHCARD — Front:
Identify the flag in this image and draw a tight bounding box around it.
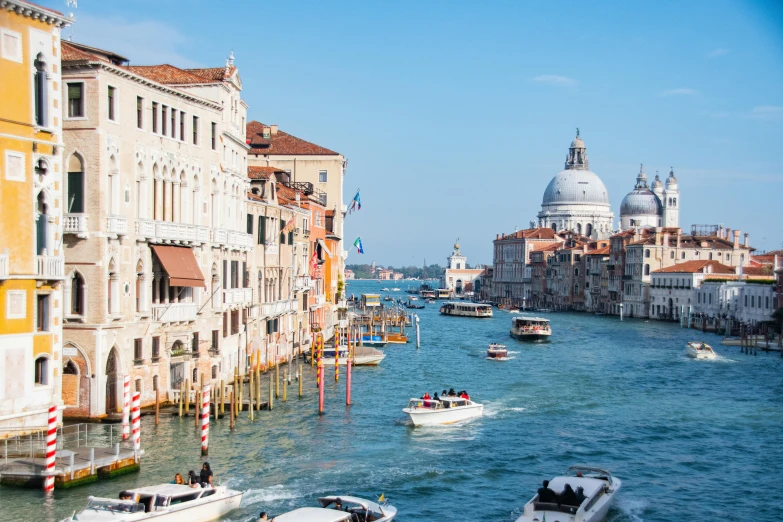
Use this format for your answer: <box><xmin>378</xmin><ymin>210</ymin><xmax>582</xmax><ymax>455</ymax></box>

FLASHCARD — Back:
<box><xmin>353</xmin><ymin>237</ymin><xmax>364</xmax><ymax>254</ymax></box>
<box><xmin>282</xmin><ymin>217</ymin><xmax>296</xmax><ymax>234</ymax></box>
<box><xmin>377</xmin><ymin>493</ymin><xmax>385</xmax><ymax>503</ymax></box>
<box><xmin>310</xmin><ymin>248</ymin><xmax>318</xmax><ymax>275</ymax></box>
<box><xmin>348</xmin><ymin>189</ymin><xmax>361</xmax><ymax>214</ymax></box>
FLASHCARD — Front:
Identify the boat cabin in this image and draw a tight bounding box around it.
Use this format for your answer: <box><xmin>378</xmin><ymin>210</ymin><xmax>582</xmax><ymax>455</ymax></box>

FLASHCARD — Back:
<box><xmin>440</xmin><ymin>302</ymin><xmax>493</xmax><ymax>317</ymax></box>
<box><xmin>529</xmin><ymin>467</ymin><xmax>615</xmax><ymax>518</ymax></box>
<box><xmin>435</xmin><ymin>288</ymin><xmax>452</xmax><ymax>299</ymax></box>
<box><xmin>318</xmin><ymin>496</ymin><xmax>390</xmax><ymax>522</ymax></box>
<box><xmin>81</xmin><ymin>497</ymin><xmax>146</xmax><ymax>515</ymax></box>
<box><xmin>128</xmin><ymin>484</ymin><xmax>219</xmax><ymax>513</ymax></box>
<box><xmin>361</xmin><ymin>294</ymin><xmax>381</xmax><ymax>308</ymax></box>
<box><xmin>512</xmin><ymin>316</ymin><xmax>550</xmax><ymax>331</ymax></box>
<box><xmin>407</xmin><ymin>396</ymin><xmax>470</xmax><ymax>410</ymax></box>
<box><xmin>273</xmin><ymin>507</ymin><xmax>354</xmax><ymax>522</ymax></box>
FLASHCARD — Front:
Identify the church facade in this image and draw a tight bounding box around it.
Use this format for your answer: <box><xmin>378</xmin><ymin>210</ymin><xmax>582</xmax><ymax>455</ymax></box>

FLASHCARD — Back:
<box><xmin>440</xmin><ymin>241</ymin><xmax>484</xmax><ymax>295</ymax></box>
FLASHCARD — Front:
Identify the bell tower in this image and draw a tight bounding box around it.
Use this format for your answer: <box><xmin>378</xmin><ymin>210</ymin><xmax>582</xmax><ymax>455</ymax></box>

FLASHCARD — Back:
<box><xmin>662</xmin><ymin>168</ymin><xmax>680</xmax><ymax>228</ymax></box>
<box><xmin>448</xmin><ymin>239</ymin><xmax>466</xmax><ymax>270</ymax></box>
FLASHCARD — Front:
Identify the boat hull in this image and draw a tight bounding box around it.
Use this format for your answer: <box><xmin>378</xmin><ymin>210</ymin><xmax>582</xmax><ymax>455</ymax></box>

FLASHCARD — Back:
<box><xmin>403</xmin><ymin>404</ymin><xmax>483</xmax><ymax>426</ymax></box>
<box><xmin>686</xmin><ymin>343</ymin><xmax>716</xmax><ymax>359</ymax></box>
<box><xmin>510</xmin><ymin>331</ymin><xmax>551</xmax><ymax>342</ymax></box>
<box><xmin>313</xmin><ymin>355</ymin><xmax>386</xmax><ymax>366</ymax></box>
<box><xmin>487</xmin><ymin>350</ymin><xmax>508</xmax><ymax>359</ymax></box>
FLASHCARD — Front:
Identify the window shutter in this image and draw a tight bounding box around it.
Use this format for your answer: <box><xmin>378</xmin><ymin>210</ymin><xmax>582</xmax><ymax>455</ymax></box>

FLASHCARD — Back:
<box><xmin>246</xmin><ymin>214</ymin><xmax>253</xmax><ymax>234</ymax></box>
<box><xmin>259</xmin><ymin>216</ymin><xmax>266</xmax><ymax>245</ymax></box>
<box><xmin>68</xmin><ymin>84</ymin><xmax>81</xmax><ymax>99</ymax></box>
<box><xmin>288</xmin><ymin>231</ymin><xmax>294</xmax><ymax>245</ymax></box>
<box><xmin>280</xmin><ymin>219</ymin><xmax>285</xmax><ymax>245</ymax></box>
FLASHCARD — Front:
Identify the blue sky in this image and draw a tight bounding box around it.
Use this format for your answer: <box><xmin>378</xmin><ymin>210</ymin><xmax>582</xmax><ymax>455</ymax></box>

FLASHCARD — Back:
<box><xmin>48</xmin><ymin>0</ymin><xmax>783</xmax><ymax>266</ymax></box>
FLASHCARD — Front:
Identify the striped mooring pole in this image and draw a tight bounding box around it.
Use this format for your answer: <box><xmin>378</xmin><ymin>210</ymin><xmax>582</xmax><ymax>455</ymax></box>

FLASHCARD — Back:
<box><xmin>201</xmin><ymin>385</ymin><xmax>211</xmax><ymax>456</ymax></box>
<box><xmin>122</xmin><ymin>375</ymin><xmax>131</xmax><ymax>440</ymax></box>
<box><xmin>131</xmin><ymin>391</ymin><xmax>141</xmax><ymax>460</ymax></box>
<box><xmin>43</xmin><ymin>405</ymin><xmax>57</xmax><ymax>492</ymax></box>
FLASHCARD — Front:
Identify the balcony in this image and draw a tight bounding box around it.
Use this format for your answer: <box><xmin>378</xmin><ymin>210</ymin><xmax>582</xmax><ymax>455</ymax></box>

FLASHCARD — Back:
<box><xmin>0</xmin><ymin>253</ymin><xmax>7</xmax><ymax>279</ymax></box>
<box><xmin>152</xmin><ymin>302</ymin><xmax>198</xmax><ymax>323</ymax></box>
<box><xmin>136</xmin><ymin>219</ymin><xmax>211</xmax><ymax>245</ymax></box>
<box><xmin>36</xmin><ymin>255</ymin><xmax>64</xmax><ymax>279</ymax></box>
<box><xmin>259</xmin><ymin>298</ymin><xmax>297</xmax><ymax>318</ymax></box>
<box><xmin>294</xmin><ymin>276</ymin><xmax>314</xmax><ymax>292</ymax></box>
<box><xmin>106</xmin><ymin>215</ymin><xmax>128</xmax><ymax>236</ymax></box>
<box><xmin>315</xmin><ymin>294</ymin><xmax>326</xmax><ymax>306</ymax></box>
<box><xmin>222</xmin><ymin>288</ymin><xmax>252</xmax><ymax>307</ymax></box>
<box><xmin>63</xmin><ymin>213</ymin><xmax>88</xmax><ymax>237</ymax></box>
<box><xmin>226</xmin><ymin>230</ymin><xmax>252</xmax><ymax>249</ymax></box>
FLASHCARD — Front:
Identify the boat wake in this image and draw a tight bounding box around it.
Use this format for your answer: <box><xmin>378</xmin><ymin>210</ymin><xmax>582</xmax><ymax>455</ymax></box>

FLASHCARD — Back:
<box><xmin>483</xmin><ymin>401</ymin><xmax>526</xmax><ymax>418</ymax></box>
<box><xmin>486</xmin><ymin>356</ymin><xmax>514</xmax><ymax>361</ymax></box>
<box><xmin>242</xmin><ymin>484</ymin><xmax>302</xmax><ymax>505</ymax></box>
<box><xmin>611</xmin><ymin>496</ymin><xmax>647</xmax><ymax>521</ymax></box>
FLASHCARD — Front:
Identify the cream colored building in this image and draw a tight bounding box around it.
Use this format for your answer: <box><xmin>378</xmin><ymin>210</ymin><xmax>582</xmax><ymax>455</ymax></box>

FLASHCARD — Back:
<box><xmin>60</xmin><ymin>42</ymin><xmax>252</xmax><ymax>417</ymax></box>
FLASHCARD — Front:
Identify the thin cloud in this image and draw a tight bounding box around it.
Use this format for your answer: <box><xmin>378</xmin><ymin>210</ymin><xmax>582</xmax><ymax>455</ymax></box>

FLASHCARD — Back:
<box><xmin>708</xmin><ymin>48</ymin><xmax>730</xmax><ymax>58</ymax></box>
<box><xmin>65</xmin><ymin>15</ymin><xmax>202</xmax><ymax>68</ymax></box>
<box><xmin>660</xmin><ymin>88</ymin><xmax>699</xmax><ymax>97</ymax></box>
<box><xmin>532</xmin><ymin>75</ymin><xmax>578</xmax><ymax>87</ymax></box>
<box><xmin>745</xmin><ymin>105</ymin><xmax>783</xmax><ymax>120</ymax></box>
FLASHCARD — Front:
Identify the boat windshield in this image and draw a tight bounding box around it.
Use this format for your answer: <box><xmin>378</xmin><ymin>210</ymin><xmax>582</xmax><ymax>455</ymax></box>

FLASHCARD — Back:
<box><xmin>86</xmin><ymin>499</ymin><xmax>146</xmax><ymax>513</ymax></box>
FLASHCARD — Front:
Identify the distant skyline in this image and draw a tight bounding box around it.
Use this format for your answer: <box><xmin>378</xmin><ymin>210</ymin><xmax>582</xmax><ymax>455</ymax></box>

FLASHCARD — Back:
<box><xmin>45</xmin><ymin>0</ymin><xmax>783</xmax><ymax>265</ymax></box>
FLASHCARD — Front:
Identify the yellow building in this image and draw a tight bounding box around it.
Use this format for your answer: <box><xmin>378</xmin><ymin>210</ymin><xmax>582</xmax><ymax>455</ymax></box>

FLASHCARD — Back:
<box><xmin>0</xmin><ymin>1</ymin><xmax>70</xmax><ymax>437</ymax></box>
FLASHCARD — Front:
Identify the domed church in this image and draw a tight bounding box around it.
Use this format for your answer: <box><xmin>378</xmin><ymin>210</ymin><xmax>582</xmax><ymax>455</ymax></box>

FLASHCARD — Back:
<box><xmin>619</xmin><ymin>165</ymin><xmax>679</xmax><ymax>229</ymax></box>
<box><xmin>537</xmin><ymin>130</ymin><xmax>614</xmax><ymax>239</ymax></box>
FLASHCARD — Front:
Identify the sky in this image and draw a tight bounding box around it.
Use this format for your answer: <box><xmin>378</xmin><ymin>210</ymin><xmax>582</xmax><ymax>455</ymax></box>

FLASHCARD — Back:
<box><xmin>45</xmin><ymin>0</ymin><xmax>783</xmax><ymax>266</ymax></box>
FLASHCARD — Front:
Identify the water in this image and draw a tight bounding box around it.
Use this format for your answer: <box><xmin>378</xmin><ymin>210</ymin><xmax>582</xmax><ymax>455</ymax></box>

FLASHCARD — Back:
<box><xmin>4</xmin><ymin>279</ymin><xmax>782</xmax><ymax>521</ymax></box>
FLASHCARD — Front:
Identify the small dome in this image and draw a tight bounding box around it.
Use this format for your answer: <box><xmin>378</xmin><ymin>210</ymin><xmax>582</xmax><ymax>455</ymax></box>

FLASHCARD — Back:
<box><xmin>620</xmin><ymin>189</ymin><xmax>663</xmax><ymax>217</ymax></box>
<box><xmin>542</xmin><ymin>169</ymin><xmax>610</xmax><ymax>206</ymax></box>
<box><xmin>651</xmin><ymin>174</ymin><xmax>663</xmax><ymax>190</ymax></box>
<box><xmin>666</xmin><ymin>169</ymin><xmax>678</xmax><ymax>187</ymax></box>
<box><xmin>570</xmin><ymin>136</ymin><xmax>585</xmax><ymax>149</ymax></box>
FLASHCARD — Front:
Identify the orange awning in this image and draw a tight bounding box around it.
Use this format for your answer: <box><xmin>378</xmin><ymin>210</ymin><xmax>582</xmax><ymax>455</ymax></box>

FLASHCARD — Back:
<box><xmin>151</xmin><ymin>245</ymin><xmax>206</xmax><ymax>288</ymax></box>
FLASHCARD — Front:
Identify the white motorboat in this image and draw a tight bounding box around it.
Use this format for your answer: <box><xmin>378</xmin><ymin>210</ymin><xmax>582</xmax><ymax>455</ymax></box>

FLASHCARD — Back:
<box><xmin>439</xmin><ymin>302</ymin><xmax>493</xmax><ymax>318</ymax></box>
<box><xmin>62</xmin><ymin>484</ymin><xmax>243</xmax><ymax>522</ymax></box>
<box><xmin>381</xmin><ymin>287</ymin><xmax>389</xmax><ymax>291</ymax></box>
<box><xmin>306</xmin><ymin>346</ymin><xmax>386</xmax><ymax>366</ymax></box>
<box><xmin>487</xmin><ymin>343</ymin><xmax>508</xmax><ymax>359</ymax></box>
<box><xmin>391</xmin><ymin>287</ymin><xmax>401</xmax><ymax>292</ymax></box>
<box><xmin>510</xmin><ymin>316</ymin><xmax>551</xmax><ymax>341</ymax></box>
<box><xmin>687</xmin><ymin>341</ymin><xmax>716</xmax><ymax>359</ymax></box>
<box><xmin>273</xmin><ymin>495</ymin><xmax>397</xmax><ymax>522</ymax></box>
<box><xmin>403</xmin><ymin>395</ymin><xmax>483</xmax><ymax>426</ymax></box>
<box><xmin>515</xmin><ymin>466</ymin><xmax>621</xmax><ymax>522</ymax></box>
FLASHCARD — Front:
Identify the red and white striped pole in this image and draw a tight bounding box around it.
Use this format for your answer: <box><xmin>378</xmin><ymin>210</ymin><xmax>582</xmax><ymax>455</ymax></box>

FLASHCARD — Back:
<box><xmin>43</xmin><ymin>405</ymin><xmax>57</xmax><ymax>492</ymax></box>
<box><xmin>131</xmin><ymin>391</ymin><xmax>141</xmax><ymax>460</ymax></box>
<box><xmin>201</xmin><ymin>385</ymin><xmax>211</xmax><ymax>456</ymax></box>
<box><xmin>122</xmin><ymin>375</ymin><xmax>130</xmax><ymax>440</ymax></box>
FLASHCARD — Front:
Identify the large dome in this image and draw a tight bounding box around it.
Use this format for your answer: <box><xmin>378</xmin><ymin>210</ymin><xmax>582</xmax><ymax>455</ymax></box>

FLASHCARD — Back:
<box><xmin>620</xmin><ymin>189</ymin><xmax>662</xmax><ymax>216</ymax></box>
<box><xmin>542</xmin><ymin>169</ymin><xmax>610</xmax><ymax>206</ymax></box>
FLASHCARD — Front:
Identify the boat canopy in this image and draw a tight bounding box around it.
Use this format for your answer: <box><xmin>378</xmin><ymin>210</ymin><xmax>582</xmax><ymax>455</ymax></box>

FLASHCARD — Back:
<box><xmin>318</xmin><ymin>496</ymin><xmax>387</xmax><ymax>515</ymax></box>
<box><xmin>84</xmin><ymin>497</ymin><xmax>145</xmax><ymax>514</ymax></box>
<box><xmin>513</xmin><ymin>316</ymin><xmax>550</xmax><ymax>323</ymax></box>
<box><xmin>272</xmin><ymin>507</ymin><xmax>353</xmax><ymax>522</ymax></box>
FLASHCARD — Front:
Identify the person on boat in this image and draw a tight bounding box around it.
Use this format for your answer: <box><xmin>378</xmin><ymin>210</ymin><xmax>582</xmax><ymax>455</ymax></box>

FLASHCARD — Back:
<box><xmin>537</xmin><ymin>480</ymin><xmax>557</xmax><ymax>503</ymax></box>
<box><xmin>200</xmin><ymin>462</ymin><xmax>214</xmax><ymax>487</ymax></box>
<box><xmin>258</xmin><ymin>512</ymin><xmax>268</xmax><ymax>520</ymax></box>
<box><xmin>433</xmin><ymin>392</ymin><xmax>440</xmax><ymax>402</ymax></box>
<box><xmin>334</xmin><ymin>498</ymin><xmax>343</xmax><ymax>511</ymax></box>
<box><xmin>559</xmin><ymin>483</ymin><xmax>579</xmax><ymax>507</ymax></box>
<box><xmin>448</xmin><ymin>388</ymin><xmax>456</xmax><ymax>397</ymax></box>
<box><xmin>422</xmin><ymin>392</ymin><xmax>431</xmax><ymax>400</ymax></box>
<box><xmin>119</xmin><ymin>491</ymin><xmax>133</xmax><ymax>500</ymax></box>
<box><xmin>442</xmin><ymin>389</ymin><xmax>448</xmax><ymax>397</ymax></box>
<box><xmin>171</xmin><ymin>473</ymin><xmax>185</xmax><ymax>485</ymax></box>
<box><xmin>187</xmin><ymin>470</ymin><xmax>201</xmax><ymax>488</ymax></box>
<box><xmin>574</xmin><ymin>486</ymin><xmax>587</xmax><ymax>505</ymax></box>
<box><xmin>460</xmin><ymin>391</ymin><xmax>470</xmax><ymax>400</ymax></box>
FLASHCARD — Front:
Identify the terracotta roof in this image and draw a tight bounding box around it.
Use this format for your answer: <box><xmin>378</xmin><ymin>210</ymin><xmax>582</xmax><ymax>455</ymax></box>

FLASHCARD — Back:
<box><xmin>248</xmin><ymin>165</ymin><xmax>286</xmax><ymax>180</ymax></box>
<box><xmin>247</xmin><ymin>121</ymin><xmax>339</xmax><ymax>156</ymax></box>
<box><xmin>743</xmin><ymin>266</ymin><xmax>774</xmax><ymax>276</ymax></box>
<box><xmin>185</xmin><ymin>66</ymin><xmax>236</xmax><ymax>82</ymax></box>
<box><xmin>126</xmin><ymin>64</ymin><xmax>224</xmax><ymax>85</ymax></box>
<box><xmin>62</xmin><ymin>41</ymin><xmax>101</xmax><ymax>62</ymax></box>
<box><xmin>585</xmin><ymin>246</ymin><xmax>610</xmax><ymax>255</ymax></box>
<box><xmin>652</xmin><ymin>260</ymin><xmax>735</xmax><ymax>274</ymax></box>
<box><xmin>325</xmin><ymin>210</ymin><xmax>335</xmax><ymax>217</ymax></box>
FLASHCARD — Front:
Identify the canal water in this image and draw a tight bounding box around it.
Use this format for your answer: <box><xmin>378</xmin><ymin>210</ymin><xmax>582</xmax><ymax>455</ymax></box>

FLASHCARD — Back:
<box><xmin>4</xmin><ymin>279</ymin><xmax>782</xmax><ymax>521</ymax></box>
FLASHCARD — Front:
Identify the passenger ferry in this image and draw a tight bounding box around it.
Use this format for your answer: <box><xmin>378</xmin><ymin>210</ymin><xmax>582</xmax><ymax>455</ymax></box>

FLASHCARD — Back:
<box><xmin>439</xmin><ymin>302</ymin><xmax>493</xmax><ymax>318</ymax></box>
<box><xmin>435</xmin><ymin>288</ymin><xmax>453</xmax><ymax>299</ymax></box>
<box><xmin>510</xmin><ymin>316</ymin><xmax>551</xmax><ymax>341</ymax></box>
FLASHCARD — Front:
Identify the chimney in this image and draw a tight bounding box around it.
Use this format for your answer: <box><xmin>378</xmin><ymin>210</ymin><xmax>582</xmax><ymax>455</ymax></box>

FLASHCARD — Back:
<box><xmin>705</xmin><ymin>263</ymin><xmax>712</xmax><ymax>274</ymax></box>
<box><xmin>774</xmin><ymin>254</ymin><xmax>779</xmax><ymax>271</ymax></box>
<box><xmin>733</xmin><ymin>230</ymin><xmax>740</xmax><ymax>249</ymax></box>
<box><xmin>654</xmin><ymin>227</ymin><xmax>663</xmax><ymax>246</ymax></box>
<box><xmin>497</xmin><ymin>234</ymin><xmax>500</xmax><ymax>240</ymax></box>
<box><xmin>262</xmin><ymin>126</ymin><xmax>271</xmax><ymax>139</ymax></box>
<box><xmin>676</xmin><ymin>230</ymin><xmax>681</xmax><ymax>248</ymax></box>
<box><xmin>663</xmin><ymin>230</ymin><xmax>670</xmax><ymax>248</ymax></box>
<box><xmin>270</xmin><ymin>124</ymin><xmax>278</xmax><ymax>136</ymax></box>
<box><xmin>743</xmin><ymin>232</ymin><xmax>749</xmax><ymax>248</ymax></box>
<box><xmin>725</xmin><ymin>228</ymin><xmax>731</xmax><ymax>240</ymax></box>
<box><xmin>719</xmin><ymin>225</ymin><xmax>724</xmax><ymax>238</ymax></box>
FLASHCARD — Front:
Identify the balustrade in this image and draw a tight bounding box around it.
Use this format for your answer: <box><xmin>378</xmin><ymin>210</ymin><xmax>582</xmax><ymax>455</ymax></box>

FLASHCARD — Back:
<box><xmin>63</xmin><ymin>213</ymin><xmax>88</xmax><ymax>235</ymax></box>
<box><xmin>152</xmin><ymin>302</ymin><xmax>198</xmax><ymax>323</ymax></box>
<box><xmin>106</xmin><ymin>215</ymin><xmax>128</xmax><ymax>235</ymax></box>
<box><xmin>36</xmin><ymin>255</ymin><xmax>64</xmax><ymax>279</ymax></box>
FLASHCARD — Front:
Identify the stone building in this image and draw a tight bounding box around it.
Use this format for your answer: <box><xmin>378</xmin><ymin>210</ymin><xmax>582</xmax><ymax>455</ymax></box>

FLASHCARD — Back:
<box><xmin>537</xmin><ymin>131</ymin><xmax>614</xmax><ymax>239</ymax></box>
<box><xmin>0</xmin><ymin>0</ymin><xmax>70</xmax><ymax>436</ymax></box>
<box><xmin>584</xmin><ymin>244</ymin><xmax>610</xmax><ymax>312</ymax></box>
<box><xmin>441</xmin><ymin>241</ymin><xmax>483</xmax><ymax>295</ymax></box>
<box><xmin>491</xmin><ymin>228</ymin><xmax>562</xmax><ymax>306</ymax></box>
<box><xmin>60</xmin><ymin>42</ymin><xmax>252</xmax><ymax>417</ymax></box>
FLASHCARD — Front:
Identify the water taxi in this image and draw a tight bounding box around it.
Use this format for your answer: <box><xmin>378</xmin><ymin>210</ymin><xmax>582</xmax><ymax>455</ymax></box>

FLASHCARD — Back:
<box><xmin>403</xmin><ymin>395</ymin><xmax>483</xmax><ymax>426</ymax></box>
<box><xmin>439</xmin><ymin>302</ymin><xmax>493</xmax><ymax>318</ymax></box>
<box><xmin>515</xmin><ymin>466</ymin><xmax>621</xmax><ymax>522</ymax></box>
<box><xmin>435</xmin><ymin>288</ymin><xmax>452</xmax><ymax>299</ymax></box>
<box><xmin>686</xmin><ymin>341</ymin><xmax>717</xmax><ymax>360</ymax></box>
<box><xmin>386</xmin><ymin>332</ymin><xmax>409</xmax><ymax>344</ymax></box>
<box><xmin>61</xmin><ymin>483</ymin><xmax>242</xmax><ymax>522</ymax></box>
<box><xmin>274</xmin><ymin>495</ymin><xmax>397</xmax><ymax>522</ymax></box>
<box><xmin>420</xmin><ymin>290</ymin><xmax>436</xmax><ymax>299</ymax></box>
<box><xmin>391</xmin><ymin>287</ymin><xmax>401</xmax><ymax>292</ymax></box>
<box><xmin>510</xmin><ymin>316</ymin><xmax>551</xmax><ymax>341</ymax></box>
<box><xmin>361</xmin><ymin>294</ymin><xmax>381</xmax><ymax>308</ymax></box>
<box><xmin>306</xmin><ymin>346</ymin><xmax>386</xmax><ymax>366</ymax></box>
<box><xmin>487</xmin><ymin>343</ymin><xmax>508</xmax><ymax>359</ymax></box>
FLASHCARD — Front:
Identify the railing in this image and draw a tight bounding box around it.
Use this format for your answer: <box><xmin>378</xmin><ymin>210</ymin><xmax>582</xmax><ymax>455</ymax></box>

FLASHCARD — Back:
<box><xmin>152</xmin><ymin>302</ymin><xmax>198</xmax><ymax>323</ymax></box>
<box><xmin>106</xmin><ymin>215</ymin><xmax>128</xmax><ymax>235</ymax></box>
<box><xmin>282</xmin><ymin>181</ymin><xmax>314</xmax><ymax>195</ymax></box>
<box><xmin>223</xmin><ymin>288</ymin><xmax>252</xmax><ymax>306</ymax></box>
<box><xmin>136</xmin><ymin>219</ymin><xmax>211</xmax><ymax>244</ymax></box>
<box><xmin>258</xmin><ymin>299</ymin><xmax>297</xmax><ymax>317</ymax></box>
<box><xmin>63</xmin><ymin>213</ymin><xmax>88</xmax><ymax>235</ymax></box>
<box><xmin>212</xmin><ymin>228</ymin><xmax>227</xmax><ymax>244</ymax></box>
<box><xmin>36</xmin><ymin>255</ymin><xmax>64</xmax><ymax>279</ymax></box>
<box><xmin>0</xmin><ymin>253</ymin><xmax>8</xmax><ymax>279</ymax></box>
<box><xmin>315</xmin><ymin>294</ymin><xmax>326</xmax><ymax>305</ymax></box>
<box><xmin>227</xmin><ymin>230</ymin><xmax>252</xmax><ymax>249</ymax></box>
<box><xmin>294</xmin><ymin>276</ymin><xmax>314</xmax><ymax>291</ymax></box>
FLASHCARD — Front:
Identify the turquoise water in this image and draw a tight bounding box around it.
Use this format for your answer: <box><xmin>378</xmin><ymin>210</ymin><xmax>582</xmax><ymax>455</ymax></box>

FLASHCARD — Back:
<box><xmin>4</xmin><ymin>279</ymin><xmax>782</xmax><ymax>521</ymax></box>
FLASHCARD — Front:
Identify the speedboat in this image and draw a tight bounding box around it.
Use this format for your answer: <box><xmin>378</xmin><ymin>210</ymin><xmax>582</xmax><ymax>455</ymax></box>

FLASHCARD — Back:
<box><xmin>391</xmin><ymin>287</ymin><xmax>401</xmax><ymax>292</ymax></box>
<box><xmin>306</xmin><ymin>346</ymin><xmax>386</xmax><ymax>366</ymax></box>
<box><xmin>686</xmin><ymin>341</ymin><xmax>716</xmax><ymax>360</ymax></box>
<box><xmin>273</xmin><ymin>495</ymin><xmax>397</xmax><ymax>522</ymax></box>
<box><xmin>510</xmin><ymin>317</ymin><xmax>551</xmax><ymax>342</ymax></box>
<box><xmin>381</xmin><ymin>287</ymin><xmax>389</xmax><ymax>291</ymax></box>
<box><xmin>403</xmin><ymin>395</ymin><xmax>483</xmax><ymax>426</ymax></box>
<box><xmin>515</xmin><ymin>466</ymin><xmax>621</xmax><ymax>522</ymax></box>
<box><xmin>61</xmin><ymin>483</ymin><xmax>243</xmax><ymax>522</ymax></box>
<box><xmin>487</xmin><ymin>343</ymin><xmax>508</xmax><ymax>359</ymax></box>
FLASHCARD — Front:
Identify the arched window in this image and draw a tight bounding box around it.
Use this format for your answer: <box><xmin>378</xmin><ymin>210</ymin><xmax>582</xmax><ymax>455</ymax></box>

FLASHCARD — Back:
<box><xmin>36</xmin><ymin>192</ymin><xmax>48</xmax><ymax>255</ymax></box>
<box><xmin>108</xmin><ymin>258</ymin><xmax>119</xmax><ymax>316</ymax></box>
<box><xmin>645</xmin><ymin>249</ymin><xmax>650</xmax><ymax>258</ymax></box>
<box><xmin>644</xmin><ymin>264</ymin><xmax>650</xmax><ymax>276</ymax></box>
<box><xmin>34</xmin><ymin>356</ymin><xmax>49</xmax><ymax>385</ymax></box>
<box><xmin>63</xmin><ymin>360</ymin><xmax>78</xmax><ymax>375</ymax></box>
<box><xmin>211</xmin><ymin>365</ymin><xmax>218</xmax><ymax>379</ymax></box>
<box><xmin>136</xmin><ymin>162</ymin><xmax>145</xmax><ymax>219</ymax></box>
<box><xmin>192</xmin><ymin>368</ymin><xmax>198</xmax><ymax>383</ymax></box>
<box><xmin>153</xmin><ymin>164</ymin><xmax>162</xmax><ymax>221</ymax></box>
<box><xmin>673</xmin><ymin>198</ymin><xmax>677</xmax><ymax>206</ymax></box>
<box><xmin>34</xmin><ymin>53</ymin><xmax>47</xmax><ymax>126</ymax></box>
<box><xmin>709</xmin><ymin>252</ymin><xmax>713</xmax><ymax>260</ymax></box>
<box><xmin>585</xmin><ymin>223</ymin><xmax>593</xmax><ymax>237</ymax></box>
<box><xmin>71</xmin><ymin>271</ymin><xmax>85</xmax><ymax>315</ymax></box>
<box><xmin>153</xmin><ymin>375</ymin><xmax>159</xmax><ymax>392</ymax></box>
<box><xmin>576</xmin><ymin>223</ymin><xmax>582</xmax><ymax>235</ymax></box>
<box><xmin>574</xmin><ymin>267</ymin><xmax>579</xmax><ymax>277</ymax></box>
<box><xmin>136</xmin><ymin>260</ymin><xmax>145</xmax><ymax>313</ymax></box>
<box><xmin>551</xmin><ymin>223</ymin><xmax>557</xmax><ymax>232</ymax></box>
<box><xmin>68</xmin><ymin>154</ymin><xmax>85</xmax><ymax>213</ymax></box>
<box><xmin>135</xmin><ymin>378</ymin><xmax>142</xmax><ymax>393</ymax></box>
